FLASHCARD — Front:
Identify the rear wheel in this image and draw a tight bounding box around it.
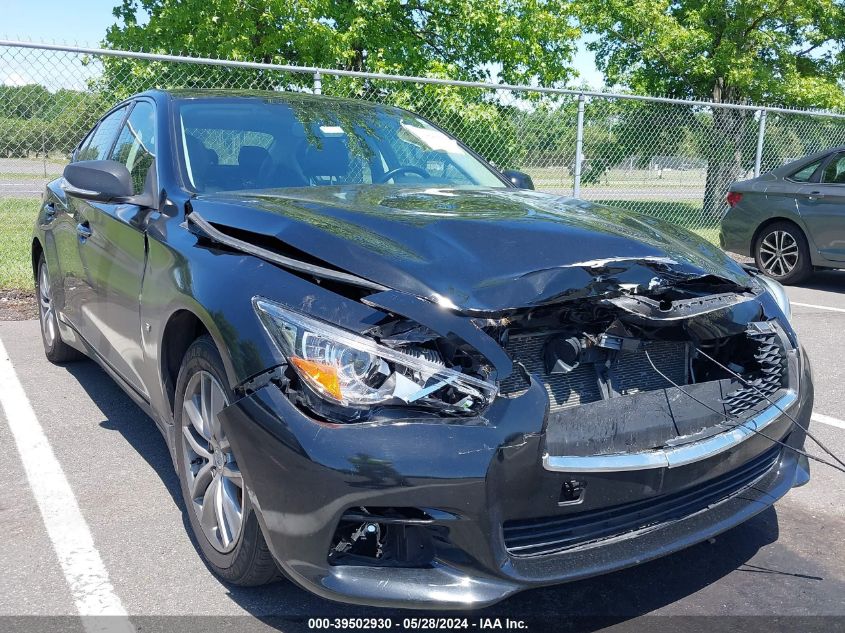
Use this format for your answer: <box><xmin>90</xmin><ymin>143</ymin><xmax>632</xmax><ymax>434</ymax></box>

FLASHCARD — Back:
<box><xmin>173</xmin><ymin>335</ymin><xmax>279</xmax><ymax>586</ymax></box>
<box><xmin>36</xmin><ymin>254</ymin><xmax>83</xmax><ymax>363</ymax></box>
<box><xmin>753</xmin><ymin>222</ymin><xmax>812</xmax><ymax>285</ymax></box>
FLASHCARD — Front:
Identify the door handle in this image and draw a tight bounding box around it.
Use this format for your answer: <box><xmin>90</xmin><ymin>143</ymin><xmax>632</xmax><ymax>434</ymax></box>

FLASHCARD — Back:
<box><xmin>807</xmin><ymin>191</ymin><xmax>825</xmax><ymax>200</ymax></box>
<box><xmin>76</xmin><ymin>222</ymin><xmax>92</xmax><ymax>240</ymax></box>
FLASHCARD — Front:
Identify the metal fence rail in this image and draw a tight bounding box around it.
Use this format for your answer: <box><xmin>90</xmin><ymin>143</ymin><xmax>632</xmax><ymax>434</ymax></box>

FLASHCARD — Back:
<box><xmin>3</xmin><ymin>39</ymin><xmax>845</xmax><ymax>243</ymax></box>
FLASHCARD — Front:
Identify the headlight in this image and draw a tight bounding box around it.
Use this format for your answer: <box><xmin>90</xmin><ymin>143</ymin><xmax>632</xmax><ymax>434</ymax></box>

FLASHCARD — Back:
<box><xmin>253</xmin><ymin>297</ymin><xmax>497</xmax><ymax>416</ymax></box>
<box><xmin>755</xmin><ymin>273</ymin><xmax>792</xmax><ymax>324</ymax></box>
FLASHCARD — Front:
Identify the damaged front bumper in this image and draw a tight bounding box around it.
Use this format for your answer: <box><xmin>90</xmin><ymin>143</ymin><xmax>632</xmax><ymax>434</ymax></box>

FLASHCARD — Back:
<box><xmin>218</xmin><ymin>344</ymin><xmax>813</xmax><ymax>610</ymax></box>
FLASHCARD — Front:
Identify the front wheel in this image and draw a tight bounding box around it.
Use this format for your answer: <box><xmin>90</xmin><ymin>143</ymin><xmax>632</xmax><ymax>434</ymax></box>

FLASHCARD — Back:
<box><xmin>753</xmin><ymin>222</ymin><xmax>812</xmax><ymax>285</ymax></box>
<box><xmin>173</xmin><ymin>335</ymin><xmax>279</xmax><ymax>586</ymax></box>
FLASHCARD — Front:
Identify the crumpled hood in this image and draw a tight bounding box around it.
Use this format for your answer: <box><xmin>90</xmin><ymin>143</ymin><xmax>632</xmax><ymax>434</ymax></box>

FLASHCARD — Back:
<box><xmin>191</xmin><ymin>186</ymin><xmax>751</xmax><ymax>313</ymax></box>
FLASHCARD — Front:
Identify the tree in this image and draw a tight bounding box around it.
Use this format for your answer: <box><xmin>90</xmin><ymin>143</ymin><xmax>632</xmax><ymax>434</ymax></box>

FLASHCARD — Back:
<box><xmin>105</xmin><ymin>0</ymin><xmax>578</xmax><ymax>85</ymax></box>
<box><xmin>579</xmin><ymin>0</ymin><xmax>845</xmax><ymax>218</ymax></box>
<box><xmin>0</xmin><ymin>86</ymin><xmax>99</xmax><ymax>158</ymax></box>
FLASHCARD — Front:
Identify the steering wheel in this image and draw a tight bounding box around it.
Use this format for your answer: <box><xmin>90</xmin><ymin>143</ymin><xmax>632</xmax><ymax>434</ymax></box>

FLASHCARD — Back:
<box><xmin>376</xmin><ymin>165</ymin><xmax>431</xmax><ymax>184</ymax></box>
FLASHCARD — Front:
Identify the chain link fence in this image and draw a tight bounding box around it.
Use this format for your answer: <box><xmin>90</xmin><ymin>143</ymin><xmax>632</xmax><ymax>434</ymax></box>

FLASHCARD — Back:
<box><xmin>4</xmin><ymin>40</ymin><xmax>845</xmax><ymax>246</ymax></box>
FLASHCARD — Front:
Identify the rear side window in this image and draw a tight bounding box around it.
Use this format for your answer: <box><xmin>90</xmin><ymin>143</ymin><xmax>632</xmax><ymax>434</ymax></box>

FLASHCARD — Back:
<box><xmin>788</xmin><ymin>159</ymin><xmax>821</xmax><ymax>183</ymax></box>
<box><xmin>110</xmin><ymin>101</ymin><xmax>157</xmax><ymax>195</ymax></box>
<box><xmin>822</xmin><ymin>153</ymin><xmax>845</xmax><ymax>184</ymax></box>
<box><xmin>76</xmin><ymin>106</ymin><xmax>129</xmax><ymax>162</ymax></box>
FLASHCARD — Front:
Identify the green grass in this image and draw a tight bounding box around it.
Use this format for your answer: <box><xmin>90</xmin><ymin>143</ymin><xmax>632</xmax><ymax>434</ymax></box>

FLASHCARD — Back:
<box><xmin>526</xmin><ymin>166</ymin><xmax>707</xmax><ymax>192</ymax></box>
<box><xmin>0</xmin><ymin>198</ymin><xmax>39</xmax><ymax>290</ymax></box>
<box><xmin>1</xmin><ymin>172</ymin><xmax>63</xmax><ymax>180</ymax></box>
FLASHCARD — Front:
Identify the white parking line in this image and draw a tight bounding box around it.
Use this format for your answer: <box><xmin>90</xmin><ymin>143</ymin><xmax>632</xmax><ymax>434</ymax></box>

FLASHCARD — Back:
<box><xmin>792</xmin><ymin>302</ymin><xmax>845</xmax><ymax>314</ymax></box>
<box><xmin>0</xmin><ymin>338</ymin><xmax>134</xmax><ymax>632</ymax></box>
<box><xmin>812</xmin><ymin>412</ymin><xmax>845</xmax><ymax>431</ymax></box>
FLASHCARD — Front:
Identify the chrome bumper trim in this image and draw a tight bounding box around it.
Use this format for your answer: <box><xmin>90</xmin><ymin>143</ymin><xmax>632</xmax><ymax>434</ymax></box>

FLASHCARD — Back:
<box><xmin>542</xmin><ymin>391</ymin><xmax>797</xmax><ymax>473</ymax></box>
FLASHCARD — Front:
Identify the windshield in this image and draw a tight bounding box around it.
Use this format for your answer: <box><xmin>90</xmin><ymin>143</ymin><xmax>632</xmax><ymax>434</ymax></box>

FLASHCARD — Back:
<box><xmin>175</xmin><ymin>96</ymin><xmax>507</xmax><ymax>193</ymax></box>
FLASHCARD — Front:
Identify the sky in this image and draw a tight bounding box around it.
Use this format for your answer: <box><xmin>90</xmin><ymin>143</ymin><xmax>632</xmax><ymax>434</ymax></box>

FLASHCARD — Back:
<box><xmin>1</xmin><ymin>0</ymin><xmax>605</xmax><ymax>88</ymax></box>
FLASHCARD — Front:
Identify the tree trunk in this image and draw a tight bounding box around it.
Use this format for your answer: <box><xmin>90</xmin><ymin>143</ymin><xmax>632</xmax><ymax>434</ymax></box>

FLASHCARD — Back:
<box><xmin>702</xmin><ymin>106</ymin><xmax>752</xmax><ymax>221</ymax></box>
<box><xmin>702</xmin><ymin>81</ymin><xmax>752</xmax><ymax>223</ymax></box>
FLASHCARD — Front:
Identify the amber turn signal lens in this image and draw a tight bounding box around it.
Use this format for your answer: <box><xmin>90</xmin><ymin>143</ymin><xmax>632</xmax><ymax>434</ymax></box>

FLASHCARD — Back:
<box><xmin>291</xmin><ymin>356</ymin><xmax>342</xmax><ymax>400</ymax></box>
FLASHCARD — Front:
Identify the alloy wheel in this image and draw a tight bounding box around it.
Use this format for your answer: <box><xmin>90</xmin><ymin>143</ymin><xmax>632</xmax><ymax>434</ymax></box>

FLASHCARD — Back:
<box><xmin>759</xmin><ymin>230</ymin><xmax>799</xmax><ymax>277</ymax></box>
<box><xmin>38</xmin><ymin>263</ymin><xmax>57</xmax><ymax>348</ymax></box>
<box><xmin>181</xmin><ymin>370</ymin><xmax>244</xmax><ymax>553</ymax></box>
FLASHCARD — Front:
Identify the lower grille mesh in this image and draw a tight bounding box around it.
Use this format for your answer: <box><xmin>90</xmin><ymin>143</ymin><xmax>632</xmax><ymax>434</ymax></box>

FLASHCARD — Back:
<box><xmin>503</xmin><ymin>445</ymin><xmax>781</xmax><ymax>557</ymax></box>
<box><xmin>722</xmin><ymin>331</ymin><xmax>787</xmax><ymax>415</ymax></box>
<box><xmin>499</xmin><ymin>335</ymin><xmax>688</xmax><ymax>412</ymax></box>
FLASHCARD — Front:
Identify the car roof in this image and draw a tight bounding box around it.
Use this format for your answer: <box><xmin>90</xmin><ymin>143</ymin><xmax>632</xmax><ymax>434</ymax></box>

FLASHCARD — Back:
<box><xmin>769</xmin><ymin>145</ymin><xmax>845</xmax><ymax>176</ymax></box>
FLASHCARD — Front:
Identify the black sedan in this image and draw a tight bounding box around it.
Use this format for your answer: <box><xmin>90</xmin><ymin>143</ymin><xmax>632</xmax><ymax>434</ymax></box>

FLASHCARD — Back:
<box><xmin>33</xmin><ymin>89</ymin><xmax>812</xmax><ymax>609</ymax></box>
<box><xmin>722</xmin><ymin>147</ymin><xmax>845</xmax><ymax>284</ymax></box>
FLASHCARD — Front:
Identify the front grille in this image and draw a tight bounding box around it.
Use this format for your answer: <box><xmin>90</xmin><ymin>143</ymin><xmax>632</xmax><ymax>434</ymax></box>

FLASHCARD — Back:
<box><xmin>499</xmin><ymin>335</ymin><xmax>688</xmax><ymax>412</ymax></box>
<box><xmin>502</xmin><ymin>445</ymin><xmax>780</xmax><ymax>557</ymax></box>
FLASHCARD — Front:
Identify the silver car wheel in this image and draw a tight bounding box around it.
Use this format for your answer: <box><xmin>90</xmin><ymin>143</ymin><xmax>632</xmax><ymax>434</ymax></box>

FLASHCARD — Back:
<box><xmin>759</xmin><ymin>230</ymin><xmax>799</xmax><ymax>277</ymax></box>
<box><xmin>181</xmin><ymin>370</ymin><xmax>244</xmax><ymax>553</ymax></box>
<box><xmin>38</xmin><ymin>262</ymin><xmax>57</xmax><ymax>348</ymax></box>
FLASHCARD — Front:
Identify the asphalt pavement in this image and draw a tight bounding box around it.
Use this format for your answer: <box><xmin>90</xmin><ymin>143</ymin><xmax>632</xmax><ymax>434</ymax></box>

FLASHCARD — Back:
<box><xmin>0</xmin><ymin>277</ymin><xmax>844</xmax><ymax>632</ymax></box>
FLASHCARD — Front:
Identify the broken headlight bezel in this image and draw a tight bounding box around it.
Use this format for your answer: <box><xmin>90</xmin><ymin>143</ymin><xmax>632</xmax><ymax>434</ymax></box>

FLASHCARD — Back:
<box><xmin>253</xmin><ymin>297</ymin><xmax>498</xmax><ymax>418</ymax></box>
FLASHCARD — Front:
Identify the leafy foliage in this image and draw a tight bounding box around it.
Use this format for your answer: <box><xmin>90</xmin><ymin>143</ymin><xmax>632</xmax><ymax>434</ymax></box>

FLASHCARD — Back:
<box><xmin>0</xmin><ymin>86</ymin><xmax>100</xmax><ymax>157</ymax></box>
<box><xmin>105</xmin><ymin>0</ymin><xmax>579</xmax><ymax>85</ymax></box>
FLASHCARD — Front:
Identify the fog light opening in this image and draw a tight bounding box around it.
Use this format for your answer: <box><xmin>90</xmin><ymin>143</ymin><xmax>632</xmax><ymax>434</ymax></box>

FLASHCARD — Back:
<box><xmin>329</xmin><ymin>507</ymin><xmax>437</xmax><ymax>567</ymax></box>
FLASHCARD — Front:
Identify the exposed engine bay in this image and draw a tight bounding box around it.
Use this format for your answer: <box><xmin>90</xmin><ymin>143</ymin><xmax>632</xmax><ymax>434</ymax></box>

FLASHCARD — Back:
<box><xmin>313</xmin><ymin>278</ymin><xmax>797</xmax><ymax>566</ymax></box>
<box><xmin>262</xmin><ymin>256</ymin><xmax>795</xmax><ymax>462</ymax></box>
<box><xmin>488</xmin><ymin>289</ymin><xmax>793</xmax><ymax>457</ymax></box>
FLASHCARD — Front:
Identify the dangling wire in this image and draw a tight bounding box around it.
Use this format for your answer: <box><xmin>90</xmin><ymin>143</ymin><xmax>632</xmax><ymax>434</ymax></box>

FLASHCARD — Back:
<box><xmin>644</xmin><ymin>350</ymin><xmax>845</xmax><ymax>475</ymax></box>
<box><xmin>694</xmin><ymin>346</ymin><xmax>845</xmax><ymax>472</ymax></box>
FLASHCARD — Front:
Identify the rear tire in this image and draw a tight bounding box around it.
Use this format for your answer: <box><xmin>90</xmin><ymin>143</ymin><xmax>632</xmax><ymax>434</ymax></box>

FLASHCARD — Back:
<box><xmin>753</xmin><ymin>221</ymin><xmax>812</xmax><ymax>285</ymax></box>
<box><xmin>173</xmin><ymin>335</ymin><xmax>279</xmax><ymax>586</ymax></box>
<box><xmin>36</xmin><ymin>254</ymin><xmax>84</xmax><ymax>363</ymax></box>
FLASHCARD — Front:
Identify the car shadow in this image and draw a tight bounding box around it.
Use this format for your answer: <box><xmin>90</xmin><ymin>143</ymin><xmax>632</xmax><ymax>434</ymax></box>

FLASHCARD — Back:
<box><xmin>794</xmin><ymin>269</ymin><xmax>845</xmax><ymax>292</ymax></box>
<box><xmin>61</xmin><ymin>358</ymin><xmax>199</xmax><ymax>550</ymax></box>
<box><xmin>60</xmin><ymin>358</ymin><xmax>808</xmax><ymax>630</ymax></box>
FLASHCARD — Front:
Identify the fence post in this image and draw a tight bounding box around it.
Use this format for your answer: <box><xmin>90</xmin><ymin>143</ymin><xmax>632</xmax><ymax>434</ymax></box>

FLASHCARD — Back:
<box><xmin>313</xmin><ymin>71</ymin><xmax>322</xmax><ymax>95</ymax></box>
<box><xmin>573</xmin><ymin>93</ymin><xmax>586</xmax><ymax>198</ymax></box>
<box><xmin>754</xmin><ymin>108</ymin><xmax>767</xmax><ymax>177</ymax></box>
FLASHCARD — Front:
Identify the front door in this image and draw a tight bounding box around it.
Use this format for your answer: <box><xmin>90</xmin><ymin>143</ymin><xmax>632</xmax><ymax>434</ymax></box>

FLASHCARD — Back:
<box><xmin>76</xmin><ymin>100</ymin><xmax>157</xmax><ymax>397</ymax></box>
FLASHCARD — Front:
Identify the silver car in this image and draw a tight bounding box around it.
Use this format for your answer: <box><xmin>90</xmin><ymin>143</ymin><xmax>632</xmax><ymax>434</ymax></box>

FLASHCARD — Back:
<box><xmin>721</xmin><ymin>147</ymin><xmax>845</xmax><ymax>284</ymax></box>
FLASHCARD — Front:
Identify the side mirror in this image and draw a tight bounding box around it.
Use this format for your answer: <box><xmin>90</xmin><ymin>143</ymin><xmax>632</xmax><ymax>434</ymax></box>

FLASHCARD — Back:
<box><xmin>502</xmin><ymin>169</ymin><xmax>535</xmax><ymax>190</ymax></box>
<box><xmin>62</xmin><ymin>160</ymin><xmax>152</xmax><ymax>206</ymax></box>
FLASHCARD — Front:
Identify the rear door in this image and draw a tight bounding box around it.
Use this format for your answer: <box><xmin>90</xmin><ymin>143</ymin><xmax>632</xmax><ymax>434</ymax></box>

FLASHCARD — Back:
<box><xmin>796</xmin><ymin>152</ymin><xmax>845</xmax><ymax>262</ymax></box>
<box><xmin>75</xmin><ymin>99</ymin><xmax>157</xmax><ymax>396</ymax></box>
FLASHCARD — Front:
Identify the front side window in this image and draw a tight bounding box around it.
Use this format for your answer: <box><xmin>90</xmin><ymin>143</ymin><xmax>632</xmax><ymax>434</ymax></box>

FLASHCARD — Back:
<box><xmin>175</xmin><ymin>97</ymin><xmax>505</xmax><ymax>193</ymax></box>
<box><xmin>822</xmin><ymin>153</ymin><xmax>845</xmax><ymax>184</ymax></box>
<box><xmin>76</xmin><ymin>106</ymin><xmax>129</xmax><ymax>162</ymax></box>
<box><xmin>110</xmin><ymin>101</ymin><xmax>157</xmax><ymax>195</ymax></box>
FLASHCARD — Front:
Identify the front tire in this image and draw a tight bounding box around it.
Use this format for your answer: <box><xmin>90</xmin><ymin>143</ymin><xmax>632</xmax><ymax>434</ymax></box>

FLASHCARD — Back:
<box><xmin>36</xmin><ymin>254</ymin><xmax>83</xmax><ymax>363</ymax></box>
<box><xmin>173</xmin><ymin>335</ymin><xmax>278</xmax><ymax>586</ymax></box>
<box><xmin>753</xmin><ymin>221</ymin><xmax>812</xmax><ymax>285</ymax></box>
